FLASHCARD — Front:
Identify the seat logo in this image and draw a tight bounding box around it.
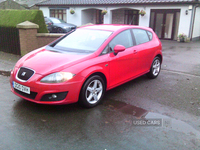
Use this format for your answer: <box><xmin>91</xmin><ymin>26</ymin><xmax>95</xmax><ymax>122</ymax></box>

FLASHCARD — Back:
<box><xmin>21</xmin><ymin>72</ymin><xmax>26</xmax><ymax>76</ymax></box>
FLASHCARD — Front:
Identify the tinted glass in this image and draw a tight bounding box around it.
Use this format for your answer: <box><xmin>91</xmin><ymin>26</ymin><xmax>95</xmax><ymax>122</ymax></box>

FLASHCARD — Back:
<box><xmin>109</xmin><ymin>30</ymin><xmax>133</xmax><ymax>51</ymax></box>
<box><xmin>53</xmin><ymin>29</ymin><xmax>112</xmax><ymax>52</ymax></box>
<box><xmin>132</xmin><ymin>29</ymin><xmax>150</xmax><ymax>45</ymax></box>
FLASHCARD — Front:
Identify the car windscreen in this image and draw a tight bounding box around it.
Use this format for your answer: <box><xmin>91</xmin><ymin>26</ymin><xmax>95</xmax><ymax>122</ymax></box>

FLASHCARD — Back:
<box><xmin>52</xmin><ymin>29</ymin><xmax>113</xmax><ymax>53</ymax></box>
<box><xmin>50</xmin><ymin>18</ymin><xmax>65</xmax><ymax>23</ymax></box>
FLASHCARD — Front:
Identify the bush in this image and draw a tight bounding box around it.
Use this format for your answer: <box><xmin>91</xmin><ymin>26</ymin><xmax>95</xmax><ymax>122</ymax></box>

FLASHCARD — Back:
<box><xmin>0</xmin><ymin>9</ymin><xmax>48</xmax><ymax>33</ymax></box>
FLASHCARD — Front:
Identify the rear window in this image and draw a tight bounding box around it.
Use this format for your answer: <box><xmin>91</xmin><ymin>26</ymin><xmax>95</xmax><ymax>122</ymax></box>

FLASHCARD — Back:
<box><xmin>132</xmin><ymin>29</ymin><xmax>150</xmax><ymax>45</ymax></box>
<box><xmin>147</xmin><ymin>31</ymin><xmax>153</xmax><ymax>40</ymax></box>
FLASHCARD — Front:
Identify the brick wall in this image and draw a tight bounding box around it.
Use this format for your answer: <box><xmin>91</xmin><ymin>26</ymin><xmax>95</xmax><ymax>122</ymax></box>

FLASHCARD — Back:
<box><xmin>18</xmin><ymin>28</ymin><xmax>39</xmax><ymax>54</ymax></box>
<box><xmin>17</xmin><ymin>21</ymin><xmax>64</xmax><ymax>55</ymax></box>
<box><xmin>112</xmin><ymin>9</ymin><xmax>125</xmax><ymax>24</ymax></box>
<box><xmin>37</xmin><ymin>33</ymin><xmax>64</xmax><ymax>48</ymax></box>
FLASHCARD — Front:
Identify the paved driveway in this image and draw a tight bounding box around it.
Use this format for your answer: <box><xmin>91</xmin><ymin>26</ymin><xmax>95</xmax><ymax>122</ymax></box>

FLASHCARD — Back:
<box><xmin>0</xmin><ymin>40</ymin><xmax>200</xmax><ymax>150</ymax></box>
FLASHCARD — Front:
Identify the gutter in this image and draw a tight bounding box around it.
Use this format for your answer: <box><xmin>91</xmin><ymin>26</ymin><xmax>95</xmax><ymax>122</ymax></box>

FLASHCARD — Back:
<box><xmin>36</xmin><ymin>1</ymin><xmax>200</xmax><ymax>7</ymax></box>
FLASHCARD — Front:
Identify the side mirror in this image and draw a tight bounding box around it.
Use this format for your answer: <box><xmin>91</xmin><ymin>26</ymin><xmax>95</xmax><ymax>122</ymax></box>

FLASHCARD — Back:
<box><xmin>114</xmin><ymin>45</ymin><xmax>126</xmax><ymax>54</ymax></box>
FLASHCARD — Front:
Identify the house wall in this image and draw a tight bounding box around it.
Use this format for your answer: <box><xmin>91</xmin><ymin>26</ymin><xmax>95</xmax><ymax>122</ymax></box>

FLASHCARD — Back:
<box><xmin>67</xmin><ymin>8</ymin><xmax>82</xmax><ymax>25</ymax></box>
<box><xmin>39</xmin><ymin>4</ymin><xmax>197</xmax><ymax>39</ymax></box>
<box><xmin>177</xmin><ymin>5</ymin><xmax>192</xmax><ymax>37</ymax></box>
<box><xmin>192</xmin><ymin>7</ymin><xmax>200</xmax><ymax>40</ymax></box>
<box><xmin>41</xmin><ymin>6</ymin><xmax>50</xmax><ymax>17</ymax></box>
<box><xmin>81</xmin><ymin>9</ymin><xmax>96</xmax><ymax>24</ymax></box>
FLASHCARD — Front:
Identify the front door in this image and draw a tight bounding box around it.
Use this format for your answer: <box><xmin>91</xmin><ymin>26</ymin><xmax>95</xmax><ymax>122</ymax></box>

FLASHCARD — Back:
<box><xmin>150</xmin><ymin>9</ymin><xmax>180</xmax><ymax>40</ymax></box>
<box><xmin>108</xmin><ymin>30</ymin><xmax>137</xmax><ymax>88</ymax></box>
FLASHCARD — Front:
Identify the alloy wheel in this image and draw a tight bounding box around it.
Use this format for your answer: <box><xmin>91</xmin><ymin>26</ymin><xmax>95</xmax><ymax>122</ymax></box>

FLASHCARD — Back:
<box><xmin>85</xmin><ymin>79</ymin><xmax>103</xmax><ymax>104</ymax></box>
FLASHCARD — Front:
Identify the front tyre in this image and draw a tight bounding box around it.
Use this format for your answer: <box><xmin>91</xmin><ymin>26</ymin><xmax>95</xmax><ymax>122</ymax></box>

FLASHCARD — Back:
<box><xmin>57</xmin><ymin>27</ymin><xmax>63</xmax><ymax>33</ymax></box>
<box><xmin>147</xmin><ymin>56</ymin><xmax>161</xmax><ymax>79</ymax></box>
<box><xmin>79</xmin><ymin>75</ymin><xmax>105</xmax><ymax>108</ymax></box>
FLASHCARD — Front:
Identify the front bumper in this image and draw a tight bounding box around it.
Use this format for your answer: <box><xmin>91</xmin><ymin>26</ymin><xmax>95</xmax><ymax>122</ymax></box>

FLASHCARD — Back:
<box><xmin>10</xmin><ymin>70</ymin><xmax>84</xmax><ymax>105</ymax></box>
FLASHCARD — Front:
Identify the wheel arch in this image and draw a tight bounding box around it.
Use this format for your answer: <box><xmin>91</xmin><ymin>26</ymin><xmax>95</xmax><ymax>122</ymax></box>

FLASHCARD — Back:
<box><xmin>156</xmin><ymin>54</ymin><xmax>163</xmax><ymax>63</ymax></box>
<box><xmin>78</xmin><ymin>72</ymin><xmax>107</xmax><ymax>107</ymax></box>
<box><xmin>83</xmin><ymin>72</ymin><xmax>107</xmax><ymax>90</ymax></box>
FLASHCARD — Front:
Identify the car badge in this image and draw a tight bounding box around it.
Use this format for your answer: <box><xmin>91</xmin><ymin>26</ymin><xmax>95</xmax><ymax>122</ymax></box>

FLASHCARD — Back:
<box><xmin>21</xmin><ymin>72</ymin><xmax>26</xmax><ymax>76</ymax></box>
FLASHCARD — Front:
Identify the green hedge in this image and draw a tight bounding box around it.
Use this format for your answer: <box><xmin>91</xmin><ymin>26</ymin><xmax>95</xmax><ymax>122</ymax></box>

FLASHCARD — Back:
<box><xmin>0</xmin><ymin>9</ymin><xmax>48</xmax><ymax>33</ymax></box>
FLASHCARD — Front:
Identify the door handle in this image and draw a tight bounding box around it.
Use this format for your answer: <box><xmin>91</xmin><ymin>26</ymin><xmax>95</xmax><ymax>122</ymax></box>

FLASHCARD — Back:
<box><xmin>133</xmin><ymin>50</ymin><xmax>137</xmax><ymax>54</ymax></box>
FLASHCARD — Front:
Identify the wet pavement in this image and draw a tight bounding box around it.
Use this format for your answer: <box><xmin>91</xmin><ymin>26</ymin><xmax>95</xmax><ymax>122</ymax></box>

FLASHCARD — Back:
<box><xmin>0</xmin><ymin>40</ymin><xmax>200</xmax><ymax>149</ymax></box>
<box><xmin>1</xmin><ymin>75</ymin><xmax>200</xmax><ymax>150</ymax></box>
<box><xmin>0</xmin><ymin>51</ymin><xmax>20</xmax><ymax>72</ymax></box>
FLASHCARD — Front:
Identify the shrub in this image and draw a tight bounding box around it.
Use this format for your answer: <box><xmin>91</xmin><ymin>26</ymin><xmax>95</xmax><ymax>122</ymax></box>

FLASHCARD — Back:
<box><xmin>0</xmin><ymin>9</ymin><xmax>48</xmax><ymax>33</ymax></box>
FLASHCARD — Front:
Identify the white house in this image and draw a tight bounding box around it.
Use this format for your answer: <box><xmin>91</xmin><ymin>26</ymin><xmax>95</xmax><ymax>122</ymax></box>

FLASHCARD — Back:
<box><xmin>36</xmin><ymin>0</ymin><xmax>200</xmax><ymax>41</ymax></box>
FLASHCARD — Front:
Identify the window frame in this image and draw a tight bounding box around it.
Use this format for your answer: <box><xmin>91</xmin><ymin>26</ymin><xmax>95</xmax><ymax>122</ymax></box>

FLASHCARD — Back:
<box><xmin>50</xmin><ymin>9</ymin><xmax>67</xmax><ymax>22</ymax></box>
<box><xmin>100</xmin><ymin>29</ymin><xmax>135</xmax><ymax>55</ymax></box>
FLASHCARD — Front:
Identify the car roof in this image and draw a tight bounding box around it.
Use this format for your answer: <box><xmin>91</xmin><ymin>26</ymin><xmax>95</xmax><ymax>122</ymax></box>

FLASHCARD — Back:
<box><xmin>80</xmin><ymin>24</ymin><xmax>152</xmax><ymax>32</ymax></box>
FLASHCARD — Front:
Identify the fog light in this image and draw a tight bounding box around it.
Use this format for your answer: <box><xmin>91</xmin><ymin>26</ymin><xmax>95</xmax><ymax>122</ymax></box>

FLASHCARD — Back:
<box><xmin>52</xmin><ymin>94</ymin><xmax>57</xmax><ymax>99</ymax></box>
<box><xmin>41</xmin><ymin>92</ymin><xmax>68</xmax><ymax>101</ymax></box>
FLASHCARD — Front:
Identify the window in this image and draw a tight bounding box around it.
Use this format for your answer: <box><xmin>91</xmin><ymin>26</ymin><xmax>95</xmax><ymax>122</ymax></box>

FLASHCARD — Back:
<box><xmin>147</xmin><ymin>31</ymin><xmax>153</xmax><ymax>40</ymax></box>
<box><xmin>101</xmin><ymin>46</ymin><xmax>110</xmax><ymax>55</ymax></box>
<box><xmin>109</xmin><ymin>30</ymin><xmax>133</xmax><ymax>51</ymax></box>
<box><xmin>124</xmin><ymin>10</ymin><xmax>139</xmax><ymax>25</ymax></box>
<box><xmin>132</xmin><ymin>29</ymin><xmax>150</xmax><ymax>45</ymax></box>
<box><xmin>50</xmin><ymin>9</ymin><xmax>66</xmax><ymax>22</ymax></box>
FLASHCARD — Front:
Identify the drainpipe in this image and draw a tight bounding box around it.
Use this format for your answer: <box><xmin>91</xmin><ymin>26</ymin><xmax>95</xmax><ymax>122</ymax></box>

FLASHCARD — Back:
<box><xmin>188</xmin><ymin>4</ymin><xmax>199</xmax><ymax>41</ymax></box>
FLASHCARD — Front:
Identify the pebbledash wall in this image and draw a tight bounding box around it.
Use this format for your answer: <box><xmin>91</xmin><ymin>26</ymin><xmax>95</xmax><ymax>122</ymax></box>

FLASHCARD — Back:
<box><xmin>40</xmin><ymin>4</ymin><xmax>200</xmax><ymax>40</ymax></box>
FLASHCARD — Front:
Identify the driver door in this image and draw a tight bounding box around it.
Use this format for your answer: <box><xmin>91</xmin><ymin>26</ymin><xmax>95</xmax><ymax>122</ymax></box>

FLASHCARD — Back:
<box><xmin>108</xmin><ymin>30</ymin><xmax>138</xmax><ymax>88</ymax></box>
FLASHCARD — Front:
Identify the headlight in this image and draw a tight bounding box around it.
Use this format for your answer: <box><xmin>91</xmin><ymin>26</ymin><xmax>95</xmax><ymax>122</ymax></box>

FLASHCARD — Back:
<box><xmin>41</xmin><ymin>72</ymin><xmax>75</xmax><ymax>83</ymax></box>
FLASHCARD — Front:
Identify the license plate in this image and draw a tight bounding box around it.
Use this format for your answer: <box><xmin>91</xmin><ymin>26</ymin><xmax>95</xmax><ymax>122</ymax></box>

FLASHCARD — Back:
<box><xmin>13</xmin><ymin>81</ymin><xmax>30</xmax><ymax>94</ymax></box>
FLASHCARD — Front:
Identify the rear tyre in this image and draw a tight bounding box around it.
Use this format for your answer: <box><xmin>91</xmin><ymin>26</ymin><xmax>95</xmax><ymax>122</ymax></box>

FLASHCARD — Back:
<box><xmin>147</xmin><ymin>56</ymin><xmax>161</xmax><ymax>79</ymax></box>
<box><xmin>79</xmin><ymin>75</ymin><xmax>105</xmax><ymax>108</ymax></box>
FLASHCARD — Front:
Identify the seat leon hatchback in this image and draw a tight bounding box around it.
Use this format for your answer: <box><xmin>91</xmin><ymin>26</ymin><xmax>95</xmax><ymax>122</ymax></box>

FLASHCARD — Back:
<box><xmin>10</xmin><ymin>24</ymin><xmax>162</xmax><ymax>108</ymax></box>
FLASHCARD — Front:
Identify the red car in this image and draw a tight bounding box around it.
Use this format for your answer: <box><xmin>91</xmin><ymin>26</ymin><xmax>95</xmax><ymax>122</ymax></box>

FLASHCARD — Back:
<box><xmin>10</xmin><ymin>24</ymin><xmax>162</xmax><ymax>108</ymax></box>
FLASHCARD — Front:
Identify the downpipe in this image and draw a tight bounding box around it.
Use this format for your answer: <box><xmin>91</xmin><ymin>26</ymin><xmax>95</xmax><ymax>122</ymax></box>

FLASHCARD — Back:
<box><xmin>188</xmin><ymin>4</ymin><xmax>199</xmax><ymax>41</ymax></box>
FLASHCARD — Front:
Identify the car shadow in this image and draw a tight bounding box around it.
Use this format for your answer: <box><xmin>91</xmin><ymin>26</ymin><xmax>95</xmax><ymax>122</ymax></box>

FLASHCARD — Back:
<box><xmin>13</xmin><ymin>98</ymin><xmax>85</xmax><ymax>114</ymax></box>
<box><xmin>104</xmin><ymin>75</ymin><xmax>150</xmax><ymax>99</ymax></box>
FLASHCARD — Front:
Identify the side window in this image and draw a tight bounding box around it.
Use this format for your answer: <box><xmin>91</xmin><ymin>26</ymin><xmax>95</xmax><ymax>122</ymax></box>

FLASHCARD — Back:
<box><xmin>101</xmin><ymin>46</ymin><xmax>110</xmax><ymax>55</ymax></box>
<box><xmin>132</xmin><ymin>29</ymin><xmax>150</xmax><ymax>45</ymax></box>
<box><xmin>147</xmin><ymin>31</ymin><xmax>153</xmax><ymax>40</ymax></box>
<box><xmin>109</xmin><ymin>30</ymin><xmax>133</xmax><ymax>51</ymax></box>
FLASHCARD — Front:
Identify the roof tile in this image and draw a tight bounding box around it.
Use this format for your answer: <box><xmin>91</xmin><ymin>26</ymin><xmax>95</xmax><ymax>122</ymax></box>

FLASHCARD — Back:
<box><xmin>36</xmin><ymin>0</ymin><xmax>197</xmax><ymax>6</ymax></box>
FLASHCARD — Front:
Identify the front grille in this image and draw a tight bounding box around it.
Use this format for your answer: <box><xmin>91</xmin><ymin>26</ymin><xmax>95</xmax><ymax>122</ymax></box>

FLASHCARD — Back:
<box><xmin>14</xmin><ymin>89</ymin><xmax>37</xmax><ymax>100</ymax></box>
<box><xmin>17</xmin><ymin>67</ymin><xmax>35</xmax><ymax>81</ymax></box>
